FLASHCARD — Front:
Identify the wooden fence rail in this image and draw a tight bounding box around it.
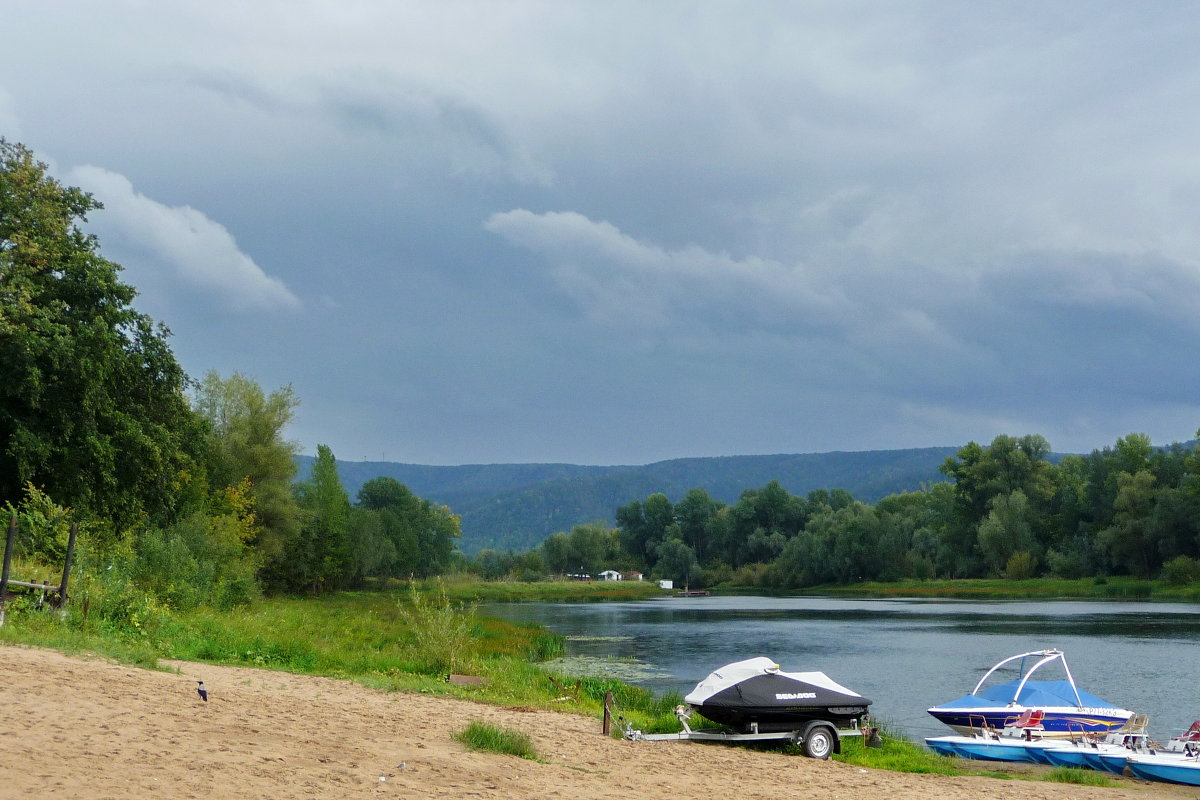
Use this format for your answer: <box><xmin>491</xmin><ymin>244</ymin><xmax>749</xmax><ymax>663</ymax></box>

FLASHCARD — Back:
<box><xmin>0</xmin><ymin>514</ymin><xmax>78</xmax><ymax>626</ymax></box>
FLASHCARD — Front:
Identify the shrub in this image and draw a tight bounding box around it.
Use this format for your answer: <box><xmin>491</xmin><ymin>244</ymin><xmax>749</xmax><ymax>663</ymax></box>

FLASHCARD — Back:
<box><xmin>3</xmin><ymin>483</ymin><xmax>76</xmax><ymax>561</ymax></box>
<box><xmin>1004</xmin><ymin>551</ymin><xmax>1037</xmax><ymax>580</ymax></box>
<box><xmin>132</xmin><ymin>513</ymin><xmax>261</xmax><ymax>611</ymax></box>
<box><xmin>1046</xmin><ymin>546</ymin><xmax>1092</xmax><ymax>579</ymax></box>
<box><xmin>397</xmin><ymin>580</ymin><xmax>478</xmax><ymax>675</ymax></box>
<box><xmin>1161</xmin><ymin>555</ymin><xmax>1200</xmax><ymax>586</ymax></box>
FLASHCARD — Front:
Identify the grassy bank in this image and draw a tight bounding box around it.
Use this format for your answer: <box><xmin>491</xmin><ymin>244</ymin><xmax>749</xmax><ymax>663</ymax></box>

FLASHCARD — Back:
<box><xmin>433</xmin><ymin>576</ymin><xmax>665</xmax><ymax>604</ymax></box>
<box><xmin>0</xmin><ymin>579</ymin><xmax>682</xmax><ymax>733</ymax></box>
<box><xmin>0</xmin><ymin>578</ymin><xmax>1129</xmax><ymax>783</ymax></box>
<box><xmin>792</xmin><ymin>576</ymin><xmax>1200</xmax><ymax>601</ymax></box>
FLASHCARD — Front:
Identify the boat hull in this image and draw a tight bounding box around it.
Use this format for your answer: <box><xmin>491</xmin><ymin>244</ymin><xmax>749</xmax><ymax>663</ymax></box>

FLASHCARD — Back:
<box><xmin>1126</xmin><ymin>754</ymin><xmax>1200</xmax><ymax>785</ymax></box>
<box><xmin>924</xmin><ymin>735</ymin><xmax>1051</xmax><ymax>764</ymax></box>
<box><xmin>1042</xmin><ymin>747</ymin><xmax>1093</xmax><ymax>768</ymax></box>
<box><xmin>1093</xmin><ymin>752</ymin><xmax>1130</xmax><ymax>775</ymax></box>
<box><xmin>927</xmin><ymin>707</ymin><xmax>1131</xmax><ymax>735</ymax></box>
<box><xmin>924</xmin><ymin>738</ymin><xmax>962</xmax><ymax>758</ymax></box>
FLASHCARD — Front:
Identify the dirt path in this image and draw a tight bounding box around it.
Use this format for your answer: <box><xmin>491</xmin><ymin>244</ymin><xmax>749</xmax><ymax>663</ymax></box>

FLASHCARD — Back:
<box><xmin>0</xmin><ymin>645</ymin><xmax>1190</xmax><ymax>799</ymax></box>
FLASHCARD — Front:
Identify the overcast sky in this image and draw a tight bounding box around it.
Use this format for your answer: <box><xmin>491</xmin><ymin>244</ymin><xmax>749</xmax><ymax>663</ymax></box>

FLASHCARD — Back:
<box><xmin>5</xmin><ymin>1</ymin><xmax>1200</xmax><ymax>465</ymax></box>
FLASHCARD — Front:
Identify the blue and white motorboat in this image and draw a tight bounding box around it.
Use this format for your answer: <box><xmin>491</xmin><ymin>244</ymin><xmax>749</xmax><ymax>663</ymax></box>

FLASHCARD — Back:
<box><xmin>927</xmin><ymin>649</ymin><xmax>1133</xmax><ymax>734</ymax></box>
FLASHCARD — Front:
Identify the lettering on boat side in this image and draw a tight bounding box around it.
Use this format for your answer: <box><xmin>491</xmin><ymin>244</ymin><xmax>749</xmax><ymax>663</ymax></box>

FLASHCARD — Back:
<box><xmin>775</xmin><ymin>692</ymin><xmax>817</xmax><ymax>700</ymax></box>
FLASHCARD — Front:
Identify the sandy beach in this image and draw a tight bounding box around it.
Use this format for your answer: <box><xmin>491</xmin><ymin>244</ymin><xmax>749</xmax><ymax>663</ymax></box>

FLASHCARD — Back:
<box><xmin>0</xmin><ymin>645</ymin><xmax>1191</xmax><ymax>800</ymax></box>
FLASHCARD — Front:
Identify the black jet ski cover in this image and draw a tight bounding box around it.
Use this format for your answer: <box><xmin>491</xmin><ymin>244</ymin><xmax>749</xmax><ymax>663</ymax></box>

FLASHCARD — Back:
<box><xmin>684</xmin><ymin>657</ymin><xmax>871</xmax><ymax>731</ymax></box>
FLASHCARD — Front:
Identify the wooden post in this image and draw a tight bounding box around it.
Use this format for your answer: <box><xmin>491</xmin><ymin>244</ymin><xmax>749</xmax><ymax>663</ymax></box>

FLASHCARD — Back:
<box><xmin>0</xmin><ymin>514</ymin><xmax>15</xmax><ymax>627</ymax></box>
<box><xmin>602</xmin><ymin>690</ymin><xmax>613</xmax><ymax>736</ymax></box>
<box><xmin>57</xmin><ymin>522</ymin><xmax>78</xmax><ymax>613</ymax></box>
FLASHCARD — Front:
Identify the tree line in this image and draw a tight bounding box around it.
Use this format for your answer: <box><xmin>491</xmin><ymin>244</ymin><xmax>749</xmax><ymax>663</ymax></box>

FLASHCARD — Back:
<box><xmin>1</xmin><ymin>139</ymin><xmax>458</xmax><ymax>612</ymax></box>
<box><xmin>467</xmin><ymin>432</ymin><xmax>1200</xmax><ymax>588</ymax></box>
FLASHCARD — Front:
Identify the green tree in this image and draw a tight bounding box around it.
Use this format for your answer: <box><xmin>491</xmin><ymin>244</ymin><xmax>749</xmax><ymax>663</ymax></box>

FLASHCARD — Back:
<box><xmin>192</xmin><ymin>371</ymin><xmax>301</xmax><ymax>585</ymax></box>
<box><xmin>1098</xmin><ymin>470</ymin><xmax>1159</xmax><ymax>576</ymax></box>
<box><xmin>566</xmin><ymin>521</ymin><xmax>615</xmax><ymax>573</ymax></box>
<box><xmin>616</xmin><ymin>493</ymin><xmax>673</xmax><ymax>563</ymax></box>
<box><xmin>356</xmin><ymin>477</ymin><xmax>420</xmax><ymax>575</ymax></box>
<box><xmin>345</xmin><ymin>506</ymin><xmax>395</xmax><ymax>583</ymax></box>
<box><xmin>977</xmin><ymin>490</ymin><xmax>1037</xmax><ymax>576</ymax></box>
<box><xmin>674</xmin><ymin>487</ymin><xmax>722</xmax><ymax>564</ymax></box>
<box><xmin>939</xmin><ymin>434</ymin><xmax>1054</xmax><ymax>576</ymax></box>
<box><xmin>475</xmin><ymin>549</ymin><xmax>516</xmax><ymax>580</ymax></box>
<box><xmin>0</xmin><ymin>139</ymin><xmax>204</xmax><ymax>529</ymax></box>
<box><xmin>292</xmin><ymin>444</ymin><xmax>352</xmax><ymax>591</ymax></box>
<box><xmin>539</xmin><ymin>531</ymin><xmax>574</xmax><ymax>575</ymax></box>
<box><xmin>653</xmin><ymin>537</ymin><xmax>702</xmax><ymax>587</ymax></box>
<box><xmin>355</xmin><ymin>475</ymin><xmax>459</xmax><ymax>577</ymax></box>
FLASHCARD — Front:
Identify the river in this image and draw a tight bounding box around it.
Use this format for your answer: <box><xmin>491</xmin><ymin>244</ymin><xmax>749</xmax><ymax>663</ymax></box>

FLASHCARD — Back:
<box><xmin>481</xmin><ymin>595</ymin><xmax>1200</xmax><ymax>740</ymax></box>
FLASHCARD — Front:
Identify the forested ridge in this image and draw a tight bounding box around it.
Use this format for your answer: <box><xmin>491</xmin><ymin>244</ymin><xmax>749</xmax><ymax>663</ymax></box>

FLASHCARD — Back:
<box><xmin>508</xmin><ymin>433</ymin><xmax>1200</xmax><ymax>590</ymax></box>
<box><xmin>299</xmin><ymin>447</ymin><xmax>962</xmax><ymax>553</ymax></box>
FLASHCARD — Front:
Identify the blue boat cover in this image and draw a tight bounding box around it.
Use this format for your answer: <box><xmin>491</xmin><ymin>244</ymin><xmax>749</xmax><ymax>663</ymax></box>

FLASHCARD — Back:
<box><xmin>936</xmin><ymin>679</ymin><xmax>1116</xmax><ymax>709</ymax></box>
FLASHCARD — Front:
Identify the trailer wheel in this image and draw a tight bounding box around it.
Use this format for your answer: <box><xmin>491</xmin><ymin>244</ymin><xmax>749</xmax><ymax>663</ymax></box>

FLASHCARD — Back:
<box><xmin>802</xmin><ymin>725</ymin><xmax>836</xmax><ymax>759</ymax></box>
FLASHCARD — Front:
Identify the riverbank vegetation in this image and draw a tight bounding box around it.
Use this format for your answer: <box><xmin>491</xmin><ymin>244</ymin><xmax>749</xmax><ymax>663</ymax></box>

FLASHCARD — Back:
<box><xmin>0</xmin><ymin>579</ymin><xmax>681</xmax><ymax>733</ymax></box>
<box><xmin>803</xmin><ymin>576</ymin><xmax>1200</xmax><ymax>601</ymax></box>
<box><xmin>521</xmin><ymin>432</ymin><xmax>1200</xmax><ymax>595</ymax></box>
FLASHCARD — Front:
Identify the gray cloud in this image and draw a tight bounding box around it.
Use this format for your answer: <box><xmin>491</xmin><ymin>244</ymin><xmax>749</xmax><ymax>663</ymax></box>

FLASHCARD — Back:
<box><xmin>68</xmin><ymin>165</ymin><xmax>302</xmax><ymax>312</ymax></box>
<box><xmin>3</xmin><ymin>1</ymin><xmax>1200</xmax><ymax>463</ymax></box>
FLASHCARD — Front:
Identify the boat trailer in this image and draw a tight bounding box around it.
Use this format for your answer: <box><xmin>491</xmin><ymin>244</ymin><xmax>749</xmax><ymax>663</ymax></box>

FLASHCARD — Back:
<box><xmin>620</xmin><ymin>705</ymin><xmax>872</xmax><ymax>759</ymax></box>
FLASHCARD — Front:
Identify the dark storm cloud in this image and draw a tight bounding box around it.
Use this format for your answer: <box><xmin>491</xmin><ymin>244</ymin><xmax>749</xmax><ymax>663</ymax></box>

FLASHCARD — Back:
<box><xmin>3</xmin><ymin>1</ymin><xmax>1200</xmax><ymax>463</ymax></box>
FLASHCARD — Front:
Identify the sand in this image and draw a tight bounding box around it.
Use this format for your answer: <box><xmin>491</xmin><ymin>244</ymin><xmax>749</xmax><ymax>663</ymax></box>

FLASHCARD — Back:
<box><xmin>0</xmin><ymin>645</ymin><xmax>1190</xmax><ymax>799</ymax></box>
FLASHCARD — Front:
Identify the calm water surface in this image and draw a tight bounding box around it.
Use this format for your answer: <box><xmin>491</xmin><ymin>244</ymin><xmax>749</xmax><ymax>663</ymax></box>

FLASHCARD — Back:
<box><xmin>481</xmin><ymin>595</ymin><xmax>1200</xmax><ymax>739</ymax></box>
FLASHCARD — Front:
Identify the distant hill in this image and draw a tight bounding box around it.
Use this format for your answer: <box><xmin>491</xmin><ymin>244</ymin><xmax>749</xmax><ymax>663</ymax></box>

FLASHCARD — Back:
<box><xmin>296</xmin><ymin>447</ymin><xmax>960</xmax><ymax>554</ymax></box>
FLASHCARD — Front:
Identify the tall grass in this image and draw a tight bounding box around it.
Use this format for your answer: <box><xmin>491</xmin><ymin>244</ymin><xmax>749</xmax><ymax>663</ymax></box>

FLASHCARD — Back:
<box><xmin>396</xmin><ymin>580</ymin><xmax>478</xmax><ymax>675</ymax></box>
<box><xmin>1043</xmin><ymin>767</ymin><xmax>1111</xmax><ymax>786</ymax></box>
<box><xmin>834</xmin><ymin>723</ymin><xmax>965</xmax><ymax>775</ymax></box>
<box><xmin>453</xmin><ymin>721</ymin><xmax>539</xmax><ymax>759</ymax></box>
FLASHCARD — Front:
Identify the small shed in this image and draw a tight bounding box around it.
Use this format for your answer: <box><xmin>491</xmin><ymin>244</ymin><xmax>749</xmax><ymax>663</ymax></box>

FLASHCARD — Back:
<box><xmin>658</xmin><ymin>579</ymin><xmax>674</xmax><ymax>590</ymax></box>
<box><xmin>626</xmin><ymin>570</ymin><xmax>644</xmax><ymax>581</ymax></box>
<box><xmin>598</xmin><ymin>569</ymin><xmax>622</xmax><ymax>581</ymax></box>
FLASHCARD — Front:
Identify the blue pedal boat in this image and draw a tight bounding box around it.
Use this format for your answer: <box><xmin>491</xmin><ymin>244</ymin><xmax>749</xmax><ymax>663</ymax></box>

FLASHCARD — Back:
<box><xmin>1042</xmin><ymin>721</ymin><xmax>1149</xmax><ymax>770</ymax></box>
<box><xmin>1126</xmin><ymin>752</ymin><xmax>1200</xmax><ymax>785</ymax></box>
<box><xmin>1121</xmin><ymin>721</ymin><xmax>1200</xmax><ymax>783</ymax></box>
<box><xmin>925</xmin><ymin>709</ymin><xmax>1059</xmax><ymax>764</ymax></box>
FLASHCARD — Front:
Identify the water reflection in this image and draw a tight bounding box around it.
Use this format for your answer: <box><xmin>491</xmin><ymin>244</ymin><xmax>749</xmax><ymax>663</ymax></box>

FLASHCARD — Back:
<box><xmin>482</xmin><ymin>596</ymin><xmax>1200</xmax><ymax>739</ymax></box>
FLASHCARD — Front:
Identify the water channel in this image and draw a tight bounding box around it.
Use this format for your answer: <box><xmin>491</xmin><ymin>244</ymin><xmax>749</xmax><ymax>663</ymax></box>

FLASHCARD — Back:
<box><xmin>481</xmin><ymin>595</ymin><xmax>1200</xmax><ymax>740</ymax></box>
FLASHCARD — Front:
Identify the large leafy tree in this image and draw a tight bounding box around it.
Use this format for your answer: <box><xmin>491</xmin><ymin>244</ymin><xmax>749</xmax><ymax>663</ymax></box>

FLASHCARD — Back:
<box><xmin>674</xmin><ymin>487</ymin><xmax>722</xmax><ymax>564</ymax></box>
<box><xmin>192</xmin><ymin>370</ymin><xmax>301</xmax><ymax>573</ymax></box>
<box><xmin>356</xmin><ymin>475</ymin><xmax>460</xmax><ymax>576</ymax></box>
<box><xmin>615</xmin><ymin>492</ymin><xmax>674</xmax><ymax>563</ymax></box>
<box><xmin>0</xmin><ymin>139</ymin><xmax>203</xmax><ymax>528</ymax></box>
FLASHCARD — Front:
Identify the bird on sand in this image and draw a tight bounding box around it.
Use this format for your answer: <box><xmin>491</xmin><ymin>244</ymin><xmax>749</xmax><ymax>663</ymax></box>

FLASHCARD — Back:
<box><xmin>197</xmin><ymin>680</ymin><xmax>208</xmax><ymax>702</ymax></box>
